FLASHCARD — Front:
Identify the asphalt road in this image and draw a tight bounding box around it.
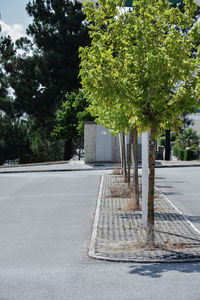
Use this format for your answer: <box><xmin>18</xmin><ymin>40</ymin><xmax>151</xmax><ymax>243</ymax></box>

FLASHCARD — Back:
<box><xmin>0</xmin><ymin>170</ymin><xmax>200</xmax><ymax>300</ymax></box>
<box><xmin>155</xmin><ymin>167</ymin><xmax>200</xmax><ymax>231</ymax></box>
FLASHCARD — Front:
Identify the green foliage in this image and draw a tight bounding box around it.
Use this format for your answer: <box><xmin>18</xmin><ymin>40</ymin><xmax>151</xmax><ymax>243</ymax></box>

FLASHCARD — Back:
<box><xmin>0</xmin><ymin>2</ymin><xmax>91</xmax><ymax>162</ymax></box>
<box><xmin>1</xmin><ymin>0</ymin><xmax>90</xmax><ymax>126</ymax></box>
<box><xmin>80</xmin><ymin>0</ymin><xmax>200</xmax><ymax>135</ymax></box>
<box><xmin>175</xmin><ymin>127</ymin><xmax>200</xmax><ymax>148</ymax></box>
<box><xmin>52</xmin><ymin>90</ymin><xmax>94</xmax><ymax>159</ymax></box>
<box><xmin>0</xmin><ymin>29</ymin><xmax>15</xmax><ymax>116</ymax></box>
<box><xmin>184</xmin><ymin>147</ymin><xmax>199</xmax><ymax>160</ymax></box>
<box><xmin>173</xmin><ymin>143</ymin><xmax>199</xmax><ymax>160</ymax></box>
<box><xmin>173</xmin><ymin>146</ymin><xmax>179</xmax><ymax>157</ymax></box>
<box><xmin>20</xmin><ymin>132</ymin><xmax>64</xmax><ymax>164</ymax></box>
<box><xmin>179</xmin><ymin>148</ymin><xmax>185</xmax><ymax>161</ymax></box>
<box><xmin>0</xmin><ymin>114</ymin><xmax>65</xmax><ymax>165</ymax></box>
<box><xmin>157</xmin><ymin>134</ymin><xmax>166</xmax><ymax>146</ymax></box>
<box><xmin>157</xmin><ymin>130</ymin><xmax>177</xmax><ymax>147</ymax></box>
<box><xmin>0</xmin><ymin>116</ymin><xmax>30</xmax><ymax>165</ymax></box>
<box><xmin>52</xmin><ymin>90</ymin><xmax>93</xmax><ymax>140</ymax></box>
<box><xmin>172</xmin><ymin>146</ymin><xmax>185</xmax><ymax>160</ymax></box>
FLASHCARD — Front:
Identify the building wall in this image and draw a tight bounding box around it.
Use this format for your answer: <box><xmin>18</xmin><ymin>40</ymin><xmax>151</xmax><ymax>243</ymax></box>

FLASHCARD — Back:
<box><xmin>193</xmin><ymin>119</ymin><xmax>200</xmax><ymax>135</ymax></box>
<box><xmin>84</xmin><ymin>122</ymin><xmax>96</xmax><ymax>163</ymax></box>
<box><xmin>84</xmin><ymin>122</ymin><xmax>142</xmax><ymax>163</ymax></box>
<box><xmin>84</xmin><ymin>122</ymin><xmax>121</xmax><ymax>163</ymax></box>
<box><xmin>189</xmin><ymin>113</ymin><xmax>200</xmax><ymax>135</ymax></box>
<box><xmin>96</xmin><ymin>126</ymin><xmax>112</xmax><ymax>162</ymax></box>
<box><xmin>112</xmin><ymin>135</ymin><xmax>121</xmax><ymax>163</ymax></box>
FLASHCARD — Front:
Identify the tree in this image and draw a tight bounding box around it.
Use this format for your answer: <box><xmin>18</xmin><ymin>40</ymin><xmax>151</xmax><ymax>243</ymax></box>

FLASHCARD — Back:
<box><xmin>0</xmin><ymin>116</ymin><xmax>30</xmax><ymax>165</ymax></box>
<box><xmin>164</xmin><ymin>1</ymin><xmax>200</xmax><ymax>160</ymax></box>
<box><xmin>87</xmin><ymin>93</ymin><xmax>140</xmax><ymax>209</ymax></box>
<box><xmin>80</xmin><ymin>0</ymin><xmax>200</xmax><ymax>245</ymax></box>
<box><xmin>0</xmin><ymin>29</ymin><xmax>15</xmax><ymax>117</ymax></box>
<box><xmin>1</xmin><ymin>1</ymin><xmax>90</xmax><ymax>159</ymax></box>
<box><xmin>52</xmin><ymin>90</ymin><xmax>94</xmax><ymax>160</ymax></box>
<box><xmin>176</xmin><ymin>127</ymin><xmax>200</xmax><ymax>148</ymax></box>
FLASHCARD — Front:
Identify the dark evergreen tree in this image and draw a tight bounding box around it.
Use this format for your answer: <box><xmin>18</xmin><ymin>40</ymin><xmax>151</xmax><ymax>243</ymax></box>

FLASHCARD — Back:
<box><xmin>0</xmin><ymin>29</ymin><xmax>15</xmax><ymax>116</ymax></box>
<box><xmin>1</xmin><ymin>1</ymin><xmax>90</xmax><ymax>159</ymax></box>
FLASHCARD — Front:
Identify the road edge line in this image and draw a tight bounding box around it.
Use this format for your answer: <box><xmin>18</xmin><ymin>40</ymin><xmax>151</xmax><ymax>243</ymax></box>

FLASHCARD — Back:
<box><xmin>88</xmin><ymin>174</ymin><xmax>104</xmax><ymax>257</ymax></box>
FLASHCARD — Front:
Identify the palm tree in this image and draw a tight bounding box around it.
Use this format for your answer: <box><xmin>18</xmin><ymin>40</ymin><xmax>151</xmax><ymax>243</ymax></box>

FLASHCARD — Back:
<box><xmin>176</xmin><ymin>128</ymin><xmax>200</xmax><ymax>148</ymax></box>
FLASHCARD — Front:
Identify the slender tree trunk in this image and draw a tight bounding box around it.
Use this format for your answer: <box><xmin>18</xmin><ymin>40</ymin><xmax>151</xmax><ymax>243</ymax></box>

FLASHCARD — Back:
<box><xmin>119</xmin><ymin>133</ymin><xmax>123</xmax><ymax>173</ymax></box>
<box><xmin>131</xmin><ymin>138</ymin><xmax>135</xmax><ymax>182</ymax></box>
<box><xmin>122</xmin><ymin>133</ymin><xmax>127</xmax><ymax>182</ymax></box>
<box><xmin>64</xmin><ymin>139</ymin><xmax>72</xmax><ymax>160</ymax></box>
<box><xmin>127</xmin><ymin>132</ymin><xmax>132</xmax><ymax>186</ymax></box>
<box><xmin>132</xmin><ymin>128</ymin><xmax>139</xmax><ymax>210</ymax></box>
<box><xmin>147</xmin><ymin>127</ymin><xmax>156</xmax><ymax>246</ymax></box>
<box><xmin>165</xmin><ymin>129</ymin><xmax>171</xmax><ymax>161</ymax></box>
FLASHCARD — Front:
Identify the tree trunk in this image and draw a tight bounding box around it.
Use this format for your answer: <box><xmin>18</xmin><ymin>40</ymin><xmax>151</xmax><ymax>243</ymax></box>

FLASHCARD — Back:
<box><xmin>122</xmin><ymin>133</ymin><xmax>127</xmax><ymax>182</ymax></box>
<box><xmin>132</xmin><ymin>128</ymin><xmax>139</xmax><ymax>210</ymax></box>
<box><xmin>64</xmin><ymin>139</ymin><xmax>72</xmax><ymax>160</ymax></box>
<box><xmin>147</xmin><ymin>128</ymin><xmax>156</xmax><ymax>246</ymax></box>
<box><xmin>165</xmin><ymin>129</ymin><xmax>171</xmax><ymax>161</ymax></box>
<box><xmin>127</xmin><ymin>131</ymin><xmax>132</xmax><ymax>186</ymax></box>
<box><xmin>119</xmin><ymin>133</ymin><xmax>123</xmax><ymax>174</ymax></box>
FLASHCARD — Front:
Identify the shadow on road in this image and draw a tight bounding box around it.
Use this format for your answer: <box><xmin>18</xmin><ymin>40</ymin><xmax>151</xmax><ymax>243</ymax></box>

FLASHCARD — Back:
<box><xmin>187</xmin><ymin>215</ymin><xmax>200</xmax><ymax>224</ymax></box>
<box><xmin>118</xmin><ymin>211</ymin><xmax>200</xmax><ymax>225</ymax></box>
<box><xmin>155</xmin><ymin>212</ymin><xmax>200</xmax><ymax>225</ymax></box>
<box><xmin>128</xmin><ymin>262</ymin><xmax>200</xmax><ymax>278</ymax></box>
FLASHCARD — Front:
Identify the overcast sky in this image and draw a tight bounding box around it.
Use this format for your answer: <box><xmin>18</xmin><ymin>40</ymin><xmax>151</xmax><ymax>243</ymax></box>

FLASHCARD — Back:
<box><xmin>0</xmin><ymin>0</ymin><xmax>200</xmax><ymax>42</ymax></box>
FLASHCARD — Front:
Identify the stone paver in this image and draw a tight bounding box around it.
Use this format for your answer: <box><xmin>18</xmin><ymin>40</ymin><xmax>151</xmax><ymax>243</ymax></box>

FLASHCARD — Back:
<box><xmin>89</xmin><ymin>174</ymin><xmax>200</xmax><ymax>262</ymax></box>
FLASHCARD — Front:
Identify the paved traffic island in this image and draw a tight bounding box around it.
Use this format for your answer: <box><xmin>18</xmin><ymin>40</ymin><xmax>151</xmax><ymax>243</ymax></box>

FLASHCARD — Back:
<box><xmin>89</xmin><ymin>174</ymin><xmax>200</xmax><ymax>263</ymax></box>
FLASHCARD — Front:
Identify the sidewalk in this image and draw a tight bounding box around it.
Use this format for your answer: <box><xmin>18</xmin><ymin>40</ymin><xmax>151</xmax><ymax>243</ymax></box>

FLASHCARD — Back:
<box><xmin>89</xmin><ymin>174</ymin><xmax>200</xmax><ymax>263</ymax></box>
<box><xmin>0</xmin><ymin>159</ymin><xmax>200</xmax><ymax>173</ymax></box>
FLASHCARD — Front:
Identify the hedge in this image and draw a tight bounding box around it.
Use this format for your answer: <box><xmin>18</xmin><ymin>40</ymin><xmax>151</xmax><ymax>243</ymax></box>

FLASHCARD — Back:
<box><xmin>173</xmin><ymin>146</ymin><xmax>199</xmax><ymax>161</ymax></box>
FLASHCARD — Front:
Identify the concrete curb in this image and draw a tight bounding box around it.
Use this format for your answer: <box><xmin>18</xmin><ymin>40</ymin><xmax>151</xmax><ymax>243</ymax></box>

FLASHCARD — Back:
<box><xmin>155</xmin><ymin>164</ymin><xmax>200</xmax><ymax>168</ymax></box>
<box><xmin>1</xmin><ymin>164</ymin><xmax>200</xmax><ymax>174</ymax></box>
<box><xmin>0</xmin><ymin>167</ymin><xmax>116</xmax><ymax>174</ymax></box>
<box><xmin>88</xmin><ymin>174</ymin><xmax>200</xmax><ymax>263</ymax></box>
<box><xmin>88</xmin><ymin>176</ymin><xmax>104</xmax><ymax>258</ymax></box>
<box><xmin>0</xmin><ymin>161</ymin><xmax>69</xmax><ymax>168</ymax></box>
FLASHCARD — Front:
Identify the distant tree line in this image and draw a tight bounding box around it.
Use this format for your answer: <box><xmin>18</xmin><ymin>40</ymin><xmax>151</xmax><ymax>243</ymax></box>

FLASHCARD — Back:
<box><xmin>0</xmin><ymin>0</ymin><xmax>93</xmax><ymax>165</ymax></box>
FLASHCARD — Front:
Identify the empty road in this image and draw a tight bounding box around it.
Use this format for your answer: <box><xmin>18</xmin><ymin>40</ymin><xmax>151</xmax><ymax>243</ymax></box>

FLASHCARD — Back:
<box><xmin>0</xmin><ymin>169</ymin><xmax>199</xmax><ymax>300</ymax></box>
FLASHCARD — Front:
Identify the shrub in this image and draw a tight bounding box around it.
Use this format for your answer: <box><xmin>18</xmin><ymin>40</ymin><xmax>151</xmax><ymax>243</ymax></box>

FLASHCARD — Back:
<box><xmin>158</xmin><ymin>136</ymin><xmax>165</xmax><ymax>147</ymax></box>
<box><xmin>184</xmin><ymin>146</ymin><xmax>199</xmax><ymax>161</ymax></box>
<box><xmin>178</xmin><ymin>148</ymin><xmax>185</xmax><ymax>161</ymax></box>
<box><xmin>173</xmin><ymin>146</ymin><xmax>185</xmax><ymax>160</ymax></box>
<box><xmin>173</xmin><ymin>146</ymin><xmax>179</xmax><ymax>157</ymax></box>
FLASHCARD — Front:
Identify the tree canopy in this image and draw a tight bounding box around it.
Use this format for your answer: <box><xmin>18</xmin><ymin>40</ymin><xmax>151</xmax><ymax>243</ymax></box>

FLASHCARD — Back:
<box><xmin>2</xmin><ymin>0</ymin><xmax>90</xmax><ymax>126</ymax></box>
<box><xmin>80</xmin><ymin>0</ymin><xmax>200</xmax><ymax>134</ymax></box>
<box><xmin>79</xmin><ymin>0</ymin><xmax>200</xmax><ymax>245</ymax></box>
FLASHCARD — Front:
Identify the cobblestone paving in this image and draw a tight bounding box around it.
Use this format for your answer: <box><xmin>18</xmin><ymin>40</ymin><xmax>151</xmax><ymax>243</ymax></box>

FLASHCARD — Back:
<box><xmin>93</xmin><ymin>175</ymin><xmax>200</xmax><ymax>262</ymax></box>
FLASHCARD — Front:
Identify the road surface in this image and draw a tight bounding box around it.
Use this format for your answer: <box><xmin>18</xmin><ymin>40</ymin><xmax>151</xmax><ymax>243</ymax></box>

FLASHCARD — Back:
<box><xmin>155</xmin><ymin>166</ymin><xmax>200</xmax><ymax>231</ymax></box>
<box><xmin>0</xmin><ymin>170</ymin><xmax>199</xmax><ymax>300</ymax></box>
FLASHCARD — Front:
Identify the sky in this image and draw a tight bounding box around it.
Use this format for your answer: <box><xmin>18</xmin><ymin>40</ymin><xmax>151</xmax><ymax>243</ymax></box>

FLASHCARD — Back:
<box><xmin>0</xmin><ymin>0</ymin><xmax>200</xmax><ymax>42</ymax></box>
<box><xmin>0</xmin><ymin>0</ymin><xmax>32</xmax><ymax>41</ymax></box>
